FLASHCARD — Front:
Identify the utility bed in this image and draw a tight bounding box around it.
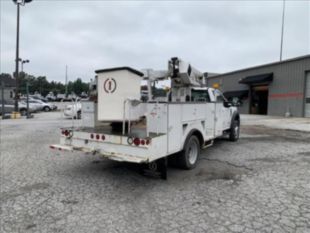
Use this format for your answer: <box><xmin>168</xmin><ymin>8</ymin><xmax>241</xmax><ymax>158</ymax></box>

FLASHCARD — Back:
<box><xmin>51</xmin><ymin>101</ymin><xmax>235</xmax><ymax>163</ymax></box>
<box><xmin>51</xmin><ymin>122</ymin><xmax>168</xmax><ymax>163</ymax></box>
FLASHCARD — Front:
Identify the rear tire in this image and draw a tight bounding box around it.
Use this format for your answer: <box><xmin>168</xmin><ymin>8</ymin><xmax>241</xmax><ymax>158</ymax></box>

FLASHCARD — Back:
<box><xmin>43</xmin><ymin>106</ymin><xmax>51</xmax><ymax>112</ymax></box>
<box><xmin>176</xmin><ymin>135</ymin><xmax>200</xmax><ymax>170</ymax></box>
<box><xmin>229</xmin><ymin>120</ymin><xmax>240</xmax><ymax>141</ymax></box>
<box><xmin>20</xmin><ymin>109</ymin><xmax>27</xmax><ymax>116</ymax></box>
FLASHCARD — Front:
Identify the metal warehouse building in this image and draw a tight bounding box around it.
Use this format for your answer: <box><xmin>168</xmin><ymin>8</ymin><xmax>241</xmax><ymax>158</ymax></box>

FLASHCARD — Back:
<box><xmin>207</xmin><ymin>55</ymin><xmax>310</xmax><ymax>117</ymax></box>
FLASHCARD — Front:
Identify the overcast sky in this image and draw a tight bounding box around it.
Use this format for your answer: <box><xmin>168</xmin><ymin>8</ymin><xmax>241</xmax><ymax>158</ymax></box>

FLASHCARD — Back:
<box><xmin>1</xmin><ymin>0</ymin><xmax>309</xmax><ymax>83</ymax></box>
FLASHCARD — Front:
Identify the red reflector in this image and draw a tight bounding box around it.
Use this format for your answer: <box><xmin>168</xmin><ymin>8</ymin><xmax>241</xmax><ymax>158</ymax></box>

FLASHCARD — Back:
<box><xmin>101</xmin><ymin>135</ymin><xmax>105</xmax><ymax>140</ymax></box>
<box><xmin>90</xmin><ymin>134</ymin><xmax>94</xmax><ymax>139</ymax></box>
<box><xmin>133</xmin><ymin>138</ymin><xmax>140</xmax><ymax>146</ymax></box>
<box><xmin>96</xmin><ymin>134</ymin><xmax>100</xmax><ymax>140</ymax></box>
<box><xmin>141</xmin><ymin>139</ymin><xmax>145</xmax><ymax>145</ymax></box>
<box><xmin>50</xmin><ymin>145</ymin><xmax>55</xmax><ymax>149</ymax></box>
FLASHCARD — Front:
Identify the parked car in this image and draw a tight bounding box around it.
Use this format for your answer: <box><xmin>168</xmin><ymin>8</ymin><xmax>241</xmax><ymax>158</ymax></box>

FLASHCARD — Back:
<box><xmin>56</xmin><ymin>93</ymin><xmax>80</xmax><ymax>102</ymax></box>
<box><xmin>80</xmin><ymin>92</ymin><xmax>88</xmax><ymax>99</ymax></box>
<box><xmin>63</xmin><ymin>102</ymin><xmax>81</xmax><ymax>119</ymax></box>
<box><xmin>63</xmin><ymin>94</ymin><xmax>80</xmax><ymax>102</ymax></box>
<box><xmin>0</xmin><ymin>99</ymin><xmax>37</xmax><ymax>116</ymax></box>
<box><xmin>19</xmin><ymin>100</ymin><xmax>41</xmax><ymax>112</ymax></box>
<box><xmin>46</xmin><ymin>92</ymin><xmax>57</xmax><ymax>101</ymax></box>
<box><xmin>55</xmin><ymin>94</ymin><xmax>64</xmax><ymax>102</ymax></box>
<box><xmin>29</xmin><ymin>95</ymin><xmax>49</xmax><ymax>103</ymax></box>
<box><xmin>22</xmin><ymin>99</ymin><xmax>57</xmax><ymax>112</ymax></box>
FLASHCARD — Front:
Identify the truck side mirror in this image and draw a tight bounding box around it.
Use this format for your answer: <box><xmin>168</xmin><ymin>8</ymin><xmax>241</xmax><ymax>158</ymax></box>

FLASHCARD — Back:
<box><xmin>224</xmin><ymin>101</ymin><xmax>232</xmax><ymax>108</ymax></box>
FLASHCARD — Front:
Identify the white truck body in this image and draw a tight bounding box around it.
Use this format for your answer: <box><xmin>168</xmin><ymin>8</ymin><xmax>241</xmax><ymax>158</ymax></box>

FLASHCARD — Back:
<box><xmin>51</xmin><ymin>58</ymin><xmax>240</xmax><ymax>177</ymax></box>
<box><xmin>52</xmin><ymin>89</ymin><xmax>237</xmax><ymax>163</ymax></box>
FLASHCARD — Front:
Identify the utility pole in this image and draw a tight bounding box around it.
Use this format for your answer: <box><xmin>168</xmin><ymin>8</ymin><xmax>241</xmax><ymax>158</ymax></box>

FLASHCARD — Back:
<box><xmin>20</xmin><ymin>59</ymin><xmax>30</xmax><ymax>118</ymax></box>
<box><xmin>65</xmin><ymin>65</ymin><xmax>68</xmax><ymax>97</ymax></box>
<box><xmin>26</xmin><ymin>81</ymin><xmax>30</xmax><ymax>118</ymax></box>
<box><xmin>280</xmin><ymin>0</ymin><xmax>286</xmax><ymax>61</ymax></box>
<box><xmin>14</xmin><ymin>2</ymin><xmax>20</xmax><ymax>112</ymax></box>
<box><xmin>1</xmin><ymin>79</ymin><xmax>5</xmax><ymax>119</ymax></box>
<box><xmin>12</xmin><ymin>0</ymin><xmax>32</xmax><ymax>113</ymax></box>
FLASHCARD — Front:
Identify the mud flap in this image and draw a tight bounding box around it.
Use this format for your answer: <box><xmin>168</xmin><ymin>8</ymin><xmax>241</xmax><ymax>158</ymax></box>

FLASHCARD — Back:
<box><xmin>141</xmin><ymin>157</ymin><xmax>167</xmax><ymax>180</ymax></box>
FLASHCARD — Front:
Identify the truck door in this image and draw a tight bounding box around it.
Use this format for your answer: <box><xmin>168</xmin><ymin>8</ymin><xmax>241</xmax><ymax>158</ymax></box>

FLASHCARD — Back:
<box><xmin>191</xmin><ymin>88</ymin><xmax>215</xmax><ymax>139</ymax></box>
<box><xmin>205</xmin><ymin>103</ymin><xmax>215</xmax><ymax>138</ymax></box>
<box><xmin>214</xmin><ymin>103</ymin><xmax>222</xmax><ymax>136</ymax></box>
<box><xmin>213</xmin><ymin>90</ymin><xmax>229</xmax><ymax>136</ymax></box>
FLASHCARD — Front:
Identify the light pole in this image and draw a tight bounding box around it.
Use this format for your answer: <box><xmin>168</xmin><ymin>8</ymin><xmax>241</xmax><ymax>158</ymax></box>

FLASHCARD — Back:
<box><xmin>20</xmin><ymin>59</ymin><xmax>31</xmax><ymax>118</ymax></box>
<box><xmin>12</xmin><ymin>0</ymin><xmax>32</xmax><ymax>113</ymax></box>
<box><xmin>65</xmin><ymin>65</ymin><xmax>68</xmax><ymax>97</ymax></box>
<box><xmin>21</xmin><ymin>59</ymin><xmax>30</xmax><ymax>72</ymax></box>
<box><xmin>1</xmin><ymin>79</ymin><xmax>4</xmax><ymax>119</ymax></box>
<box><xmin>280</xmin><ymin>0</ymin><xmax>286</xmax><ymax>61</ymax></box>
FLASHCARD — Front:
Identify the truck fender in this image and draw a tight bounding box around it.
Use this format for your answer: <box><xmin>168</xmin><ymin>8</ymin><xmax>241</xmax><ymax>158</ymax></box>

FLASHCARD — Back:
<box><xmin>230</xmin><ymin>112</ymin><xmax>240</xmax><ymax>128</ymax></box>
<box><xmin>182</xmin><ymin>129</ymin><xmax>204</xmax><ymax>150</ymax></box>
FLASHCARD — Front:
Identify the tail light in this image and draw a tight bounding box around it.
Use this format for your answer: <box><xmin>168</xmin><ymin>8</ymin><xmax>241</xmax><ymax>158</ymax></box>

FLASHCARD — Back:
<box><xmin>133</xmin><ymin>138</ymin><xmax>140</xmax><ymax>146</ymax></box>
<box><xmin>61</xmin><ymin>129</ymin><xmax>70</xmax><ymax>137</ymax></box>
<box><xmin>90</xmin><ymin>134</ymin><xmax>105</xmax><ymax>140</ymax></box>
<box><xmin>129</xmin><ymin>137</ymin><xmax>150</xmax><ymax>146</ymax></box>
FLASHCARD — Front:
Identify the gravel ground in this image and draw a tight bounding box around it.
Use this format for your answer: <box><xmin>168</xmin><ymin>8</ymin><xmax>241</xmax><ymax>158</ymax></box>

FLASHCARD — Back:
<box><xmin>0</xmin><ymin>112</ymin><xmax>310</xmax><ymax>233</ymax></box>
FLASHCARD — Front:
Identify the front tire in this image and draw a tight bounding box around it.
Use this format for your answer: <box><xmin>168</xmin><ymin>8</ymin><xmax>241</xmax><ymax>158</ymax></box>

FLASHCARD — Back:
<box><xmin>176</xmin><ymin>135</ymin><xmax>200</xmax><ymax>170</ymax></box>
<box><xmin>229</xmin><ymin>120</ymin><xmax>240</xmax><ymax>141</ymax></box>
<box><xmin>77</xmin><ymin>111</ymin><xmax>81</xmax><ymax>119</ymax></box>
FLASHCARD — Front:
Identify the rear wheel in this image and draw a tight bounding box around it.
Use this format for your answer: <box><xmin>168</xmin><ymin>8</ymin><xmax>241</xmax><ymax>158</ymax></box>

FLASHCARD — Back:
<box><xmin>229</xmin><ymin>120</ymin><xmax>240</xmax><ymax>141</ymax></box>
<box><xmin>20</xmin><ymin>109</ymin><xmax>27</xmax><ymax>116</ymax></box>
<box><xmin>176</xmin><ymin>135</ymin><xmax>200</xmax><ymax>169</ymax></box>
<box><xmin>43</xmin><ymin>106</ymin><xmax>51</xmax><ymax>112</ymax></box>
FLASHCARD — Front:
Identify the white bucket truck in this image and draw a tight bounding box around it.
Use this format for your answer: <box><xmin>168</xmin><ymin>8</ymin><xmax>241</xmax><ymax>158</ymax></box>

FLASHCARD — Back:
<box><xmin>51</xmin><ymin>58</ymin><xmax>240</xmax><ymax>179</ymax></box>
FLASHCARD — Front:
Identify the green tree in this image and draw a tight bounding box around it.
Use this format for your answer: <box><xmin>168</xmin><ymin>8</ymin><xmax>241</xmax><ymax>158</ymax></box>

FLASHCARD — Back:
<box><xmin>1</xmin><ymin>72</ymin><xmax>89</xmax><ymax>97</ymax></box>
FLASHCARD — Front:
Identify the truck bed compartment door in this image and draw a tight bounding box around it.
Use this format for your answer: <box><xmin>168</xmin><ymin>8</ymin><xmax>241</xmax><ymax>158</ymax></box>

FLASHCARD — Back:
<box><xmin>168</xmin><ymin>104</ymin><xmax>182</xmax><ymax>153</ymax></box>
<box><xmin>215</xmin><ymin>103</ymin><xmax>223</xmax><ymax>136</ymax></box>
<box><xmin>205</xmin><ymin>103</ymin><xmax>215</xmax><ymax>138</ymax></box>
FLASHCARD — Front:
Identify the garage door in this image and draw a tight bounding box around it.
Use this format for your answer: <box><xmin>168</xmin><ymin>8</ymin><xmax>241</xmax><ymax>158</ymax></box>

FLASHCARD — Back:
<box><xmin>305</xmin><ymin>72</ymin><xmax>310</xmax><ymax>117</ymax></box>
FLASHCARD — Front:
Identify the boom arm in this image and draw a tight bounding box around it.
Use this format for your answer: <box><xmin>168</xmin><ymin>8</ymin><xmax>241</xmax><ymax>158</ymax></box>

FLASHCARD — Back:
<box><xmin>168</xmin><ymin>57</ymin><xmax>205</xmax><ymax>88</ymax></box>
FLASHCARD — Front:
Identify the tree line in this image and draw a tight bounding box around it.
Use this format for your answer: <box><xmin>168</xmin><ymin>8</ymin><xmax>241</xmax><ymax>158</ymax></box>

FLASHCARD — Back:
<box><xmin>0</xmin><ymin>72</ymin><xmax>89</xmax><ymax>97</ymax></box>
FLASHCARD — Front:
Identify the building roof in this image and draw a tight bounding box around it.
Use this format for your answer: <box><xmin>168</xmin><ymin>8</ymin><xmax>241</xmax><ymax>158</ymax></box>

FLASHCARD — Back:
<box><xmin>208</xmin><ymin>54</ymin><xmax>310</xmax><ymax>79</ymax></box>
<box><xmin>0</xmin><ymin>75</ymin><xmax>16</xmax><ymax>87</ymax></box>
<box><xmin>95</xmin><ymin>67</ymin><xmax>144</xmax><ymax>76</ymax></box>
<box><xmin>239</xmin><ymin>73</ymin><xmax>273</xmax><ymax>85</ymax></box>
<box><xmin>204</xmin><ymin>72</ymin><xmax>220</xmax><ymax>77</ymax></box>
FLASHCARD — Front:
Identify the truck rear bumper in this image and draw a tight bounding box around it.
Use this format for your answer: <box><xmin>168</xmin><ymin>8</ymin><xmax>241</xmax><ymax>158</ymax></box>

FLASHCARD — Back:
<box><xmin>50</xmin><ymin>144</ymin><xmax>149</xmax><ymax>163</ymax></box>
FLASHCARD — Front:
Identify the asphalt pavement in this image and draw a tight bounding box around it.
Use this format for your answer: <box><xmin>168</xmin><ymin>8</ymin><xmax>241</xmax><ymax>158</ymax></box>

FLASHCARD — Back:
<box><xmin>1</xmin><ymin>112</ymin><xmax>310</xmax><ymax>233</ymax></box>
